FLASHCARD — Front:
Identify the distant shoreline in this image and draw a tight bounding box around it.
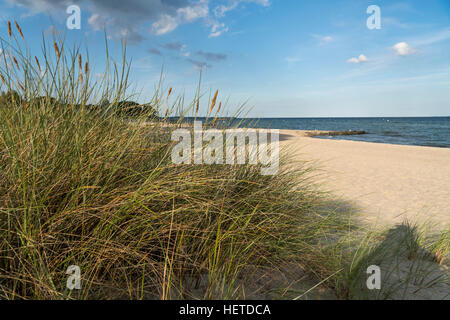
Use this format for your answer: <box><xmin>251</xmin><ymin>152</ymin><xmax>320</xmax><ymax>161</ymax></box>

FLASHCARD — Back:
<box><xmin>164</xmin><ymin>117</ymin><xmax>450</xmax><ymax>148</ymax></box>
<box><xmin>180</xmin><ymin>117</ymin><xmax>449</xmax><ymax>149</ymax></box>
<box><xmin>279</xmin><ymin>129</ymin><xmax>449</xmax><ymax>149</ymax></box>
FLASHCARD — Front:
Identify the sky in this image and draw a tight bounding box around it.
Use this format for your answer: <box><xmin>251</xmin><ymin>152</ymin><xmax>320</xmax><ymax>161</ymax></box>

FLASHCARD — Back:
<box><xmin>1</xmin><ymin>0</ymin><xmax>450</xmax><ymax>117</ymax></box>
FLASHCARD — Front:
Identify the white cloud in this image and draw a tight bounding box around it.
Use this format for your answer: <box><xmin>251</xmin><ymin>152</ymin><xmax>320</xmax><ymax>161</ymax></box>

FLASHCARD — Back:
<box><xmin>208</xmin><ymin>22</ymin><xmax>229</xmax><ymax>38</ymax></box>
<box><xmin>210</xmin><ymin>0</ymin><xmax>269</xmax><ymax>37</ymax></box>
<box><xmin>178</xmin><ymin>3</ymin><xmax>209</xmax><ymax>22</ymax></box>
<box><xmin>152</xmin><ymin>14</ymin><xmax>179</xmax><ymax>35</ymax></box>
<box><xmin>311</xmin><ymin>34</ymin><xmax>334</xmax><ymax>44</ymax></box>
<box><xmin>358</xmin><ymin>54</ymin><xmax>368</xmax><ymax>62</ymax></box>
<box><xmin>392</xmin><ymin>42</ymin><xmax>415</xmax><ymax>56</ymax></box>
<box><xmin>151</xmin><ymin>0</ymin><xmax>209</xmax><ymax>36</ymax></box>
<box><xmin>214</xmin><ymin>2</ymin><xmax>239</xmax><ymax>17</ymax></box>
<box><xmin>88</xmin><ymin>14</ymin><xmax>105</xmax><ymax>31</ymax></box>
<box><xmin>214</xmin><ymin>0</ymin><xmax>270</xmax><ymax>17</ymax></box>
<box><xmin>347</xmin><ymin>54</ymin><xmax>368</xmax><ymax>64</ymax></box>
<box><xmin>9</xmin><ymin>0</ymin><xmax>270</xmax><ymax>42</ymax></box>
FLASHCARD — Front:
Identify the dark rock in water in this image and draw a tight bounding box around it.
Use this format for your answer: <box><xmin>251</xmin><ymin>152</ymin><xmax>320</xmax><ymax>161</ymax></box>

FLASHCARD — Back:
<box><xmin>326</xmin><ymin>130</ymin><xmax>367</xmax><ymax>136</ymax></box>
<box><xmin>306</xmin><ymin>130</ymin><xmax>367</xmax><ymax>137</ymax></box>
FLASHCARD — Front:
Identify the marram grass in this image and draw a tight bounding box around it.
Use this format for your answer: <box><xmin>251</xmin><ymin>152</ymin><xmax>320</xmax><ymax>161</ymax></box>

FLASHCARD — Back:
<box><xmin>0</xmin><ymin>23</ymin><xmax>448</xmax><ymax>300</ymax></box>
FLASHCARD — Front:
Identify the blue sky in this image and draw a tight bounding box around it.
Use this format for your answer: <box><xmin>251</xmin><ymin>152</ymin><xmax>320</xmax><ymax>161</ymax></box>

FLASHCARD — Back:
<box><xmin>1</xmin><ymin>0</ymin><xmax>450</xmax><ymax>117</ymax></box>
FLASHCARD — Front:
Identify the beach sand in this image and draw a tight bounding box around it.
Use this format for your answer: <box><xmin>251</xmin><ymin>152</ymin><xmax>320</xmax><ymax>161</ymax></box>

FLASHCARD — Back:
<box><xmin>278</xmin><ymin>130</ymin><xmax>450</xmax><ymax>300</ymax></box>
<box><xmin>279</xmin><ymin>129</ymin><xmax>450</xmax><ymax>228</ymax></box>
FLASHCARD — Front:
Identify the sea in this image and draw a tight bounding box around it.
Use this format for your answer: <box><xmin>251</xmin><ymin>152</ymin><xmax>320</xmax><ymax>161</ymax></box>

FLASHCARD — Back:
<box><xmin>176</xmin><ymin>117</ymin><xmax>450</xmax><ymax>148</ymax></box>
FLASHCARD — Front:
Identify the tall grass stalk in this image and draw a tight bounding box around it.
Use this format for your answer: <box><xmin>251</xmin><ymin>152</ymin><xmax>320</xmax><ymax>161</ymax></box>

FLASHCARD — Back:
<box><xmin>0</xmin><ymin>25</ymin><xmax>354</xmax><ymax>300</ymax></box>
<box><xmin>0</xmin><ymin>24</ymin><xmax>447</xmax><ymax>300</ymax></box>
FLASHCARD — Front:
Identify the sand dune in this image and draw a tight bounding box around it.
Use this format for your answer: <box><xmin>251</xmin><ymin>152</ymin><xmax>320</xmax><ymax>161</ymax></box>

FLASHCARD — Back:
<box><xmin>280</xmin><ymin>129</ymin><xmax>450</xmax><ymax>228</ymax></box>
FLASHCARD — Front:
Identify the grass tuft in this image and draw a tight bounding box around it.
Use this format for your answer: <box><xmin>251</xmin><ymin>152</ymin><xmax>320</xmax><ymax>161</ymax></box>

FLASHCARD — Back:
<box><xmin>0</xmin><ymin>26</ymin><xmax>448</xmax><ymax>300</ymax></box>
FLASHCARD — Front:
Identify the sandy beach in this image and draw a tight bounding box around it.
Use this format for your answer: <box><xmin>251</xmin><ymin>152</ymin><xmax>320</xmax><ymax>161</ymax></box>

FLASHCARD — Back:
<box><xmin>280</xmin><ymin>129</ymin><xmax>450</xmax><ymax>228</ymax></box>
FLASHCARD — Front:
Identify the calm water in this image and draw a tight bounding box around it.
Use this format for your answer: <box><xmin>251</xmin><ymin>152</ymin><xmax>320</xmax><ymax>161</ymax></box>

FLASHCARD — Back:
<box><xmin>249</xmin><ymin>117</ymin><xmax>450</xmax><ymax>148</ymax></box>
<box><xmin>178</xmin><ymin>117</ymin><xmax>450</xmax><ymax>148</ymax></box>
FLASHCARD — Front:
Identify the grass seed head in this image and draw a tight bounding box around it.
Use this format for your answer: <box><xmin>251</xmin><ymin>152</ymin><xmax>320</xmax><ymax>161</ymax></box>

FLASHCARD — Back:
<box><xmin>13</xmin><ymin>56</ymin><xmax>20</xmax><ymax>71</ymax></box>
<box><xmin>7</xmin><ymin>21</ymin><xmax>12</xmax><ymax>38</ymax></box>
<box><xmin>35</xmin><ymin>56</ymin><xmax>41</xmax><ymax>72</ymax></box>
<box><xmin>14</xmin><ymin>21</ymin><xmax>24</xmax><ymax>40</ymax></box>
<box><xmin>53</xmin><ymin>42</ymin><xmax>60</xmax><ymax>59</ymax></box>
<box><xmin>210</xmin><ymin>90</ymin><xmax>218</xmax><ymax>113</ymax></box>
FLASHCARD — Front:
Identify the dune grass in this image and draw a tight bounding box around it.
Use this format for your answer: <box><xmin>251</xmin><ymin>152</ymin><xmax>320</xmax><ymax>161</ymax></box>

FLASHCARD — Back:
<box><xmin>0</xmin><ymin>24</ymin><xmax>448</xmax><ymax>300</ymax></box>
<box><xmin>0</xmin><ymin>24</ymin><xmax>352</xmax><ymax>300</ymax></box>
<box><xmin>336</xmin><ymin>221</ymin><xmax>450</xmax><ymax>300</ymax></box>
